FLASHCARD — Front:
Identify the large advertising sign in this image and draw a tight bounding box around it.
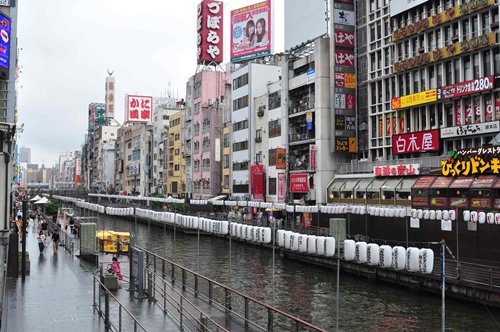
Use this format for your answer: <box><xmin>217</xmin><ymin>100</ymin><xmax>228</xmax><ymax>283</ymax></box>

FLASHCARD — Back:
<box><xmin>390</xmin><ymin>0</ymin><xmax>429</xmax><ymax>17</ymax></box>
<box><xmin>105</xmin><ymin>76</ymin><xmax>115</xmax><ymax>120</ymax></box>
<box><xmin>88</xmin><ymin>103</ymin><xmax>106</xmax><ymax>130</ymax></box>
<box><xmin>442</xmin><ymin>147</ymin><xmax>500</xmax><ymax>176</ymax></box>
<box><xmin>197</xmin><ymin>0</ymin><xmax>224</xmax><ymax>65</ymax></box>
<box><xmin>441</xmin><ymin>76</ymin><xmax>494</xmax><ymax>99</ymax></box>
<box><xmin>0</xmin><ymin>12</ymin><xmax>10</xmax><ymax>79</ymax></box>
<box><xmin>334</xmin><ymin>30</ymin><xmax>355</xmax><ymax>47</ymax></box>
<box><xmin>276</xmin><ymin>148</ymin><xmax>286</xmax><ymax>169</ymax></box>
<box><xmin>392</xmin><ymin>129</ymin><xmax>440</xmax><ymax>155</ymax></box>
<box><xmin>74</xmin><ymin>157</ymin><xmax>81</xmax><ymax>186</ymax></box>
<box><xmin>230</xmin><ymin>0</ymin><xmax>271</xmax><ymax>62</ymax></box>
<box><xmin>126</xmin><ymin>95</ymin><xmax>152</xmax><ymax>123</ymax></box>
<box><xmin>290</xmin><ymin>173</ymin><xmax>309</xmax><ymax>193</ymax></box>
<box><xmin>391</xmin><ymin>89</ymin><xmax>438</xmax><ymax>110</ymax></box>
<box><xmin>250</xmin><ymin>164</ymin><xmax>265</xmax><ymax>201</ymax></box>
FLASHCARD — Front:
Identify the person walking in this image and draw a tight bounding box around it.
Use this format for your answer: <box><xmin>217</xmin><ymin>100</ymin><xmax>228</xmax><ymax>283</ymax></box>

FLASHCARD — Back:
<box><xmin>40</xmin><ymin>220</ymin><xmax>49</xmax><ymax>237</ymax></box>
<box><xmin>111</xmin><ymin>256</ymin><xmax>123</xmax><ymax>280</ymax></box>
<box><xmin>52</xmin><ymin>231</ymin><xmax>60</xmax><ymax>254</ymax></box>
<box><xmin>37</xmin><ymin>231</ymin><xmax>46</xmax><ymax>253</ymax></box>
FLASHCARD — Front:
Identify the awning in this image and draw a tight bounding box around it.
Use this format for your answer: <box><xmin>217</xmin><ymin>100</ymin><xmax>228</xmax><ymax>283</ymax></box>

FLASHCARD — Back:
<box><xmin>470</xmin><ymin>175</ymin><xmax>498</xmax><ymax>188</ymax></box>
<box><xmin>432</xmin><ymin>176</ymin><xmax>454</xmax><ymax>188</ymax></box>
<box><xmin>208</xmin><ymin>195</ymin><xmax>227</xmax><ymax>202</ymax></box>
<box><xmin>366</xmin><ymin>177</ymin><xmax>387</xmax><ymax>192</ymax></box>
<box><xmin>340</xmin><ymin>178</ymin><xmax>361</xmax><ymax>192</ymax></box>
<box><xmin>395</xmin><ymin>177</ymin><xmax>417</xmax><ymax>192</ymax></box>
<box><xmin>30</xmin><ymin>195</ymin><xmax>42</xmax><ymax>202</ymax></box>
<box><xmin>449</xmin><ymin>176</ymin><xmax>476</xmax><ymax>189</ymax></box>
<box><xmin>380</xmin><ymin>177</ymin><xmax>403</xmax><ymax>191</ymax></box>
<box><xmin>328</xmin><ymin>178</ymin><xmax>346</xmax><ymax>192</ymax></box>
<box><xmin>411</xmin><ymin>176</ymin><xmax>436</xmax><ymax>190</ymax></box>
<box><xmin>353</xmin><ymin>178</ymin><xmax>373</xmax><ymax>193</ymax></box>
<box><xmin>34</xmin><ymin>197</ymin><xmax>49</xmax><ymax>204</ymax></box>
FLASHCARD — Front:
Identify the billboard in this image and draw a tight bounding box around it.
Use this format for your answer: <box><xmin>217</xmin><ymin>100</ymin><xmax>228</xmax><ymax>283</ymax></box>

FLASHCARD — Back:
<box><xmin>390</xmin><ymin>0</ymin><xmax>429</xmax><ymax>17</ymax></box>
<box><xmin>74</xmin><ymin>157</ymin><xmax>81</xmax><ymax>186</ymax></box>
<box><xmin>290</xmin><ymin>173</ymin><xmax>308</xmax><ymax>193</ymax></box>
<box><xmin>284</xmin><ymin>0</ymin><xmax>326</xmax><ymax>51</ymax></box>
<box><xmin>250</xmin><ymin>164</ymin><xmax>265</xmax><ymax>201</ymax></box>
<box><xmin>105</xmin><ymin>76</ymin><xmax>115</xmax><ymax>120</ymax></box>
<box><xmin>197</xmin><ymin>0</ymin><xmax>224</xmax><ymax>65</ymax></box>
<box><xmin>391</xmin><ymin>89</ymin><xmax>438</xmax><ymax>110</ymax></box>
<box><xmin>392</xmin><ymin>129</ymin><xmax>440</xmax><ymax>155</ymax></box>
<box><xmin>88</xmin><ymin>103</ymin><xmax>106</xmax><ymax>130</ymax></box>
<box><xmin>0</xmin><ymin>12</ymin><xmax>10</xmax><ymax>80</ymax></box>
<box><xmin>126</xmin><ymin>95</ymin><xmax>152</xmax><ymax>123</ymax></box>
<box><xmin>230</xmin><ymin>0</ymin><xmax>271</xmax><ymax>62</ymax></box>
<box><xmin>441</xmin><ymin>76</ymin><xmax>494</xmax><ymax>99</ymax></box>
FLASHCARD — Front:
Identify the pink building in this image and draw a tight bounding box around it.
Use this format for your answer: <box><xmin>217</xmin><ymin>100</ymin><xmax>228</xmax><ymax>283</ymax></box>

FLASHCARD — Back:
<box><xmin>185</xmin><ymin>70</ymin><xmax>228</xmax><ymax>199</ymax></box>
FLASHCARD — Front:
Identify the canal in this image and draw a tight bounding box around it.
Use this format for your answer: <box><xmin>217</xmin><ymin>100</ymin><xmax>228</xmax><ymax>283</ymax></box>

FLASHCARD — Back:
<box><xmin>95</xmin><ymin>213</ymin><xmax>500</xmax><ymax>331</ymax></box>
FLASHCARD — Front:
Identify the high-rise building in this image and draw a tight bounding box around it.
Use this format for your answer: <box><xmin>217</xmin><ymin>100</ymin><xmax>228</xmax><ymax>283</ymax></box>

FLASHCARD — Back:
<box><xmin>19</xmin><ymin>146</ymin><xmax>31</xmax><ymax>163</ymax></box>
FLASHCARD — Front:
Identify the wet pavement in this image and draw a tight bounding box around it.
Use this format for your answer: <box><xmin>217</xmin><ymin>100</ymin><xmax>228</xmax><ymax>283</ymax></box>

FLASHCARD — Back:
<box><xmin>2</xmin><ymin>221</ymin><xmax>183</xmax><ymax>332</ymax></box>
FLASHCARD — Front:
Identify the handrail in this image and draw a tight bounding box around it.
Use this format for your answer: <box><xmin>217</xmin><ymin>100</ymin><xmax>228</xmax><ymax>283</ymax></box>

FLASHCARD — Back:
<box><xmin>138</xmin><ymin>245</ymin><xmax>327</xmax><ymax>332</ymax></box>
<box><xmin>145</xmin><ymin>265</ymin><xmax>229</xmax><ymax>332</ymax></box>
<box><xmin>93</xmin><ymin>275</ymin><xmax>148</xmax><ymax>331</ymax></box>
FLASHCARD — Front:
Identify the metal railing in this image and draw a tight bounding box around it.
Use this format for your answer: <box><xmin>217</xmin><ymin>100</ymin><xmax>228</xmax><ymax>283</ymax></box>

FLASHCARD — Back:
<box><xmin>93</xmin><ymin>276</ymin><xmax>147</xmax><ymax>331</ymax></box>
<box><xmin>144</xmin><ymin>266</ymin><xmax>229</xmax><ymax>332</ymax></box>
<box><xmin>137</xmin><ymin>246</ymin><xmax>327</xmax><ymax>332</ymax></box>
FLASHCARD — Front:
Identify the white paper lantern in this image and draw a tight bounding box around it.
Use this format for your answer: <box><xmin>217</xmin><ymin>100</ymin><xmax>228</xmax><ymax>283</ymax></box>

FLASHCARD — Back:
<box><xmin>463</xmin><ymin>210</ymin><xmax>471</xmax><ymax>222</ymax></box>
<box><xmin>429</xmin><ymin>210</ymin><xmax>436</xmax><ymax>220</ymax></box>
<box><xmin>495</xmin><ymin>213</ymin><xmax>500</xmax><ymax>225</ymax></box>
<box><xmin>417</xmin><ymin>209</ymin><xmax>423</xmax><ymax>219</ymax></box>
<box><xmin>471</xmin><ymin>211</ymin><xmax>478</xmax><ymax>222</ymax></box>
<box><xmin>442</xmin><ymin>210</ymin><xmax>449</xmax><ymax>221</ymax></box>
<box><xmin>449</xmin><ymin>209</ymin><xmax>456</xmax><ymax>221</ymax></box>
<box><xmin>423</xmin><ymin>210</ymin><xmax>429</xmax><ymax>219</ymax></box>
<box><xmin>478</xmin><ymin>212</ymin><xmax>486</xmax><ymax>224</ymax></box>
<box><xmin>487</xmin><ymin>212</ymin><xmax>494</xmax><ymax>224</ymax></box>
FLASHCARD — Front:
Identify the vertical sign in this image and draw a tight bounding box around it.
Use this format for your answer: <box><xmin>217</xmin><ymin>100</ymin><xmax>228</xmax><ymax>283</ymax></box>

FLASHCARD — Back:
<box><xmin>0</xmin><ymin>12</ymin><xmax>10</xmax><ymax>80</ymax></box>
<box><xmin>105</xmin><ymin>76</ymin><xmax>115</xmax><ymax>120</ymax></box>
<box><xmin>250</xmin><ymin>165</ymin><xmax>265</xmax><ymax>201</ymax></box>
<box><xmin>309</xmin><ymin>144</ymin><xmax>317</xmax><ymax>169</ymax></box>
<box><xmin>74</xmin><ymin>157</ymin><xmax>81</xmax><ymax>186</ymax></box>
<box><xmin>277</xmin><ymin>172</ymin><xmax>285</xmax><ymax>203</ymax></box>
<box><xmin>197</xmin><ymin>0</ymin><xmax>224</xmax><ymax>65</ymax></box>
<box><xmin>126</xmin><ymin>95</ymin><xmax>152</xmax><ymax>123</ymax></box>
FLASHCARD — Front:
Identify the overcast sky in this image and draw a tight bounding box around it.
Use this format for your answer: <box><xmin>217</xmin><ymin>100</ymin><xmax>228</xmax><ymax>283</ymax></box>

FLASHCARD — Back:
<box><xmin>17</xmin><ymin>0</ymin><xmax>284</xmax><ymax>166</ymax></box>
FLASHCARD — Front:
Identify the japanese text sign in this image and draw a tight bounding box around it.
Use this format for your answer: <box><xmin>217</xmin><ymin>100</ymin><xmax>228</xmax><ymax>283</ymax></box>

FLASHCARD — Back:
<box><xmin>374</xmin><ymin>164</ymin><xmax>420</xmax><ymax>176</ymax></box>
<box><xmin>392</xmin><ymin>129</ymin><xmax>440</xmax><ymax>155</ymax></box>
<box><xmin>334</xmin><ymin>50</ymin><xmax>355</xmax><ymax>67</ymax></box>
<box><xmin>230</xmin><ymin>0</ymin><xmax>271</xmax><ymax>62</ymax></box>
<box><xmin>334</xmin><ymin>30</ymin><xmax>355</xmax><ymax>47</ymax></box>
<box><xmin>126</xmin><ymin>95</ymin><xmax>153</xmax><ymax>123</ymax></box>
<box><xmin>105</xmin><ymin>76</ymin><xmax>115</xmax><ymax>119</ymax></box>
<box><xmin>197</xmin><ymin>0</ymin><xmax>223</xmax><ymax>64</ymax></box>
<box><xmin>391</xmin><ymin>89</ymin><xmax>438</xmax><ymax>110</ymax></box>
<box><xmin>441</xmin><ymin>76</ymin><xmax>494</xmax><ymax>99</ymax></box>
<box><xmin>290</xmin><ymin>173</ymin><xmax>309</xmax><ymax>193</ymax></box>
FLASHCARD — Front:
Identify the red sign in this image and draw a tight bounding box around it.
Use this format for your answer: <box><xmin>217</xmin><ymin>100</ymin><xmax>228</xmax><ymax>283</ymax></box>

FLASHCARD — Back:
<box><xmin>290</xmin><ymin>173</ymin><xmax>308</xmax><ymax>193</ymax></box>
<box><xmin>277</xmin><ymin>172</ymin><xmax>285</xmax><ymax>203</ymax></box>
<box><xmin>392</xmin><ymin>129</ymin><xmax>440</xmax><ymax>155</ymax></box>
<box><xmin>309</xmin><ymin>145</ymin><xmax>317</xmax><ymax>169</ymax></box>
<box><xmin>197</xmin><ymin>0</ymin><xmax>224</xmax><ymax>65</ymax></box>
<box><xmin>334</xmin><ymin>30</ymin><xmax>355</xmax><ymax>47</ymax></box>
<box><xmin>334</xmin><ymin>50</ymin><xmax>355</xmax><ymax>67</ymax></box>
<box><xmin>74</xmin><ymin>157</ymin><xmax>81</xmax><ymax>186</ymax></box>
<box><xmin>250</xmin><ymin>165</ymin><xmax>265</xmax><ymax>201</ymax></box>
<box><xmin>374</xmin><ymin>164</ymin><xmax>420</xmax><ymax>176</ymax></box>
<box><xmin>126</xmin><ymin>95</ymin><xmax>153</xmax><ymax>123</ymax></box>
<box><xmin>441</xmin><ymin>76</ymin><xmax>494</xmax><ymax>99</ymax></box>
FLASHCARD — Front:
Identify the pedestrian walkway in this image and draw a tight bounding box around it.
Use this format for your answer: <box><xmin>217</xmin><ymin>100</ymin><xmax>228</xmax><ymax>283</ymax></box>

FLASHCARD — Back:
<box><xmin>2</xmin><ymin>222</ymin><xmax>104</xmax><ymax>331</ymax></box>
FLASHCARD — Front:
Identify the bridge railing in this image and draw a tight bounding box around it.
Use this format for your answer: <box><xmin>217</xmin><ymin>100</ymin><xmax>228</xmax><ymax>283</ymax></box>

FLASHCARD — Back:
<box><xmin>138</xmin><ymin>246</ymin><xmax>327</xmax><ymax>332</ymax></box>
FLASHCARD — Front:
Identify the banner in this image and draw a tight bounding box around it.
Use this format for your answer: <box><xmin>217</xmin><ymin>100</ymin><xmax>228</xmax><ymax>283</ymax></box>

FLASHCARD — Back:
<box><xmin>277</xmin><ymin>172</ymin><xmax>285</xmax><ymax>203</ymax></box>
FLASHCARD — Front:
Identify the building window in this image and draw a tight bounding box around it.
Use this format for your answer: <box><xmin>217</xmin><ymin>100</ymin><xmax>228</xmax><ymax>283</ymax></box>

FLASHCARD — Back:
<box><xmin>269</xmin><ymin>177</ymin><xmax>277</xmax><ymax>195</ymax></box>
<box><xmin>223</xmin><ymin>154</ymin><xmax>230</xmax><ymax>168</ymax></box>
<box><xmin>233</xmin><ymin>95</ymin><xmax>249</xmax><ymax>111</ymax></box>
<box><xmin>233</xmin><ymin>73</ymin><xmax>249</xmax><ymax>90</ymax></box>
<box><xmin>223</xmin><ymin>133</ymin><xmax>229</xmax><ymax>148</ymax></box>
<box><xmin>268</xmin><ymin>148</ymin><xmax>276</xmax><ymax>166</ymax></box>
<box><xmin>269</xmin><ymin>119</ymin><xmax>281</xmax><ymax>138</ymax></box>
<box><xmin>268</xmin><ymin>91</ymin><xmax>281</xmax><ymax>110</ymax></box>
<box><xmin>233</xmin><ymin>140</ymin><xmax>249</xmax><ymax>152</ymax></box>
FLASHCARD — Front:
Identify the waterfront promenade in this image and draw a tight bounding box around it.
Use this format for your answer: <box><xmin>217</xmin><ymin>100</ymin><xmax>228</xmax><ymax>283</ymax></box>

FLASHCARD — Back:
<box><xmin>1</xmin><ymin>221</ymin><xmax>183</xmax><ymax>332</ymax></box>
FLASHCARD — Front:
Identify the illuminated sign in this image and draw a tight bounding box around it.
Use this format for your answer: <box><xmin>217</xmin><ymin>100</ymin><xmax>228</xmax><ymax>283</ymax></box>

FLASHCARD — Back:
<box><xmin>198</xmin><ymin>0</ymin><xmax>224</xmax><ymax>65</ymax></box>
<box><xmin>334</xmin><ymin>50</ymin><xmax>355</xmax><ymax>67</ymax></box>
<box><xmin>374</xmin><ymin>164</ymin><xmax>420</xmax><ymax>176</ymax></box>
<box><xmin>335</xmin><ymin>137</ymin><xmax>349</xmax><ymax>152</ymax></box>
<box><xmin>393</xmin><ymin>32</ymin><xmax>495</xmax><ymax>73</ymax></box>
<box><xmin>334</xmin><ymin>72</ymin><xmax>356</xmax><ymax>89</ymax></box>
<box><xmin>392</xmin><ymin>129</ymin><xmax>440</xmax><ymax>155</ymax></box>
<box><xmin>309</xmin><ymin>145</ymin><xmax>317</xmax><ymax>169</ymax></box>
<box><xmin>441</xmin><ymin>147</ymin><xmax>500</xmax><ymax>176</ymax></box>
<box><xmin>0</xmin><ymin>12</ymin><xmax>10</xmax><ymax>79</ymax></box>
<box><xmin>230</xmin><ymin>1</ymin><xmax>271</xmax><ymax>62</ymax></box>
<box><xmin>105</xmin><ymin>76</ymin><xmax>115</xmax><ymax>119</ymax></box>
<box><xmin>333</xmin><ymin>9</ymin><xmax>355</xmax><ymax>26</ymax></box>
<box><xmin>441</xmin><ymin>121</ymin><xmax>500</xmax><ymax>139</ymax></box>
<box><xmin>250</xmin><ymin>165</ymin><xmax>265</xmax><ymax>201</ymax></box>
<box><xmin>334</xmin><ymin>30</ymin><xmax>355</xmax><ymax>47</ymax></box>
<box><xmin>441</xmin><ymin>76</ymin><xmax>494</xmax><ymax>99</ymax></box>
<box><xmin>277</xmin><ymin>172</ymin><xmax>285</xmax><ymax>203</ymax></box>
<box><xmin>391</xmin><ymin>89</ymin><xmax>438</xmax><ymax>110</ymax></box>
<box><xmin>126</xmin><ymin>95</ymin><xmax>153</xmax><ymax>123</ymax></box>
<box><xmin>290</xmin><ymin>173</ymin><xmax>308</xmax><ymax>193</ymax></box>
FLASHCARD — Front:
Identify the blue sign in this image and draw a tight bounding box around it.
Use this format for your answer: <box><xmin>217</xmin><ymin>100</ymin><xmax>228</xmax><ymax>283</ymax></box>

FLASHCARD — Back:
<box><xmin>0</xmin><ymin>12</ymin><xmax>10</xmax><ymax>71</ymax></box>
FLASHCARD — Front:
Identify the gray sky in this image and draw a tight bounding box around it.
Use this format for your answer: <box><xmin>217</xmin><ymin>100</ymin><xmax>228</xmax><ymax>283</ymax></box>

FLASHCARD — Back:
<box><xmin>17</xmin><ymin>0</ymin><xmax>282</xmax><ymax>166</ymax></box>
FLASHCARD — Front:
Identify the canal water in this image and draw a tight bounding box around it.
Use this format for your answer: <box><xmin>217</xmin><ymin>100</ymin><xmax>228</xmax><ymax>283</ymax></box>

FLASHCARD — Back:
<box><xmin>96</xmin><ymin>213</ymin><xmax>500</xmax><ymax>331</ymax></box>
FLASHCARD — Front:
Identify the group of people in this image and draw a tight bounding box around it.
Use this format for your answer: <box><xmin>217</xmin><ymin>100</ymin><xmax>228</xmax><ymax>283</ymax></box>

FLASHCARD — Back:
<box><xmin>242</xmin><ymin>18</ymin><xmax>268</xmax><ymax>48</ymax></box>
